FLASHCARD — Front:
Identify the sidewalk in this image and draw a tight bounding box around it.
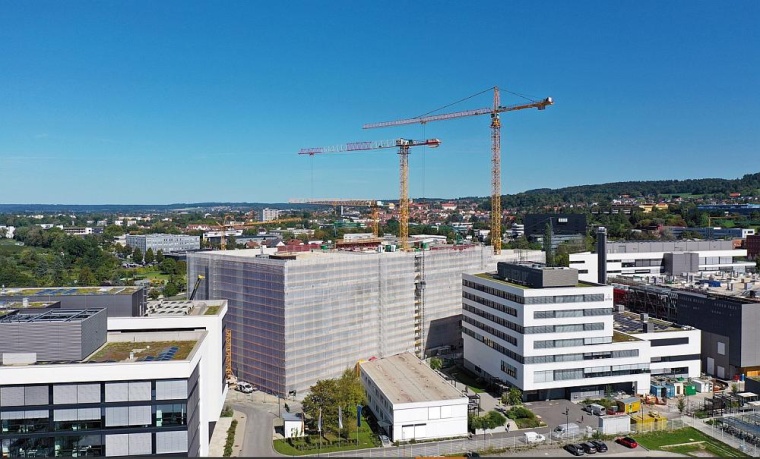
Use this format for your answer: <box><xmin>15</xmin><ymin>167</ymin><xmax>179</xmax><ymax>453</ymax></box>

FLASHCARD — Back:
<box><xmin>208</xmin><ymin>410</ymin><xmax>247</xmax><ymax>457</ymax></box>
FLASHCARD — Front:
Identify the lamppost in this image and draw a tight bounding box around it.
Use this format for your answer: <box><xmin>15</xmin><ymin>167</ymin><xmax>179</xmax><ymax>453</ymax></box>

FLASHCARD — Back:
<box><xmin>563</xmin><ymin>407</ymin><xmax>570</xmax><ymax>441</ymax></box>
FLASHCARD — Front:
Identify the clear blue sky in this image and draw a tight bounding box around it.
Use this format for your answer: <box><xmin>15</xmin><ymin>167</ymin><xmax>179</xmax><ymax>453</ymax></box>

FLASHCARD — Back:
<box><xmin>2</xmin><ymin>1</ymin><xmax>758</xmax><ymax>205</ymax></box>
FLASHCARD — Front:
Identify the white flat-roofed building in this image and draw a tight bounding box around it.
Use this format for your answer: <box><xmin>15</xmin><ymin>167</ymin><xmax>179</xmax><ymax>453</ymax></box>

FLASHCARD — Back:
<box><xmin>0</xmin><ymin>300</ymin><xmax>227</xmax><ymax>457</ymax></box>
<box><xmin>569</xmin><ymin>240</ymin><xmax>754</xmax><ymax>283</ymax></box>
<box><xmin>125</xmin><ymin>234</ymin><xmax>200</xmax><ymax>254</ymax></box>
<box><xmin>612</xmin><ymin>310</ymin><xmax>701</xmax><ymax>378</ymax></box>
<box><xmin>463</xmin><ymin>263</ymin><xmax>652</xmax><ymax>402</ymax></box>
<box><xmin>360</xmin><ymin>352</ymin><xmax>468</xmax><ymax>442</ymax></box>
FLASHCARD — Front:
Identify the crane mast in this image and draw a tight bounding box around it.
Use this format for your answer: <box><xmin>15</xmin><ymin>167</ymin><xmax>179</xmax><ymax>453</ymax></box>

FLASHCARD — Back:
<box><xmin>298</xmin><ymin>138</ymin><xmax>441</xmax><ymax>250</ymax></box>
<box><xmin>363</xmin><ymin>87</ymin><xmax>552</xmax><ymax>254</ymax></box>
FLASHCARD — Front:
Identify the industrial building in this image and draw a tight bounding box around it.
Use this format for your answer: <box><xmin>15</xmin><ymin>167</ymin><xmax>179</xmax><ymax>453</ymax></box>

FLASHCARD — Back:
<box><xmin>462</xmin><ymin>262</ymin><xmax>700</xmax><ymax>402</ymax></box>
<box><xmin>0</xmin><ymin>286</ymin><xmax>147</xmax><ymax>317</ymax></box>
<box><xmin>665</xmin><ymin>226</ymin><xmax>755</xmax><ymax>240</ymax></box>
<box><xmin>523</xmin><ymin>213</ymin><xmax>587</xmax><ymax>249</ymax></box>
<box><xmin>187</xmin><ymin>245</ymin><xmax>544</xmax><ymax>396</ymax></box>
<box><xmin>359</xmin><ymin>352</ymin><xmax>468</xmax><ymax>442</ymax></box>
<box><xmin>614</xmin><ymin>274</ymin><xmax>760</xmax><ymax>380</ymax></box>
<box><xmin>570</xmin><ymin>239</ymin><xmax>754</xmax><ymax>283</ymax></box>
<box><xmin>0</xmin><ymin>299</ymin><xmax>227</xmax><ymax>458</ymax></box>
<box><xmin>125</xmin><ymin>233</ymin><xmax>201</xmax><ymax>254</ymax></box>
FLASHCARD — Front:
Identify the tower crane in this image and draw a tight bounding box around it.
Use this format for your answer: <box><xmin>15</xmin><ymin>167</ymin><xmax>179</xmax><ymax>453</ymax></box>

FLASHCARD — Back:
<box><xmin>363</xmin><ymin>87</ymin><xmax>552</xmax><ymax>254</ymax></box>
<box><xmin>289</xmin><ymin>198</ymin><xmax>384</xmax><ymax>237</ymax></box>
<box><xmin>299</xmin><ymin>138</ymin><xmax>441</xmax><ymax>251</ymax></box>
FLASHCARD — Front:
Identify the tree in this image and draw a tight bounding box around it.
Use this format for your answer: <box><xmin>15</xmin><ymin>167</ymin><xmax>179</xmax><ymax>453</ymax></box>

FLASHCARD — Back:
<box><xmin>302</xmin><ymin>368</ymin><xmax>365</xmax><ymax>436</ymax></box>
<box><xmin>429</xmin><ymin>357</ymin><xmax>443</xmax><ymax>371</ymax></box>
<box><xmin>677</xmin><ymin>397</ymin><xmax>686</xmax><ymax>414</ymax></box>
<box><xmin>159</xmin><ymin>258</ymin><xmax>177</xmax><ymax>275</ymax></box>
<box><xmin>731</xmin><ymin>383</ymin><xmax>740</xmax><ymax>395</ymax></box>
<box><xmin>77</xmin><ymin>266</ymin><xmax>97</xmax><ymax>286</ymax></box>
<box><xmin>144</xmin><ymin>248</ymin><xmax>155</xmax><ymax>264</ymax></box>
<box><xmin>163</xmin><ymin>282</ymin><xmax>179</xmax><ymax>298</ymax></box>
<box><xmin>504</xmin><ymin>387</ymin><xmax>523</xmax><ymax>406</ymax></box>
<box><xmin>132</xmin><ymin>247</ymin><xmax>143</xmax><ymax>264</ymax></box>
<box><xmin>156</xmin><ymin>249</ymin><xmax>165</xmax><ymax>263</ymax></box>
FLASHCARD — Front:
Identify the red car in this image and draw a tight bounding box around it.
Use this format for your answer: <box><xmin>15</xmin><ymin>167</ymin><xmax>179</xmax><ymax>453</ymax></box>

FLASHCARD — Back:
<box><xmin>616</xmin><ymin>436</ymin><xmax>638</xmax><ymax>448</ymax></box>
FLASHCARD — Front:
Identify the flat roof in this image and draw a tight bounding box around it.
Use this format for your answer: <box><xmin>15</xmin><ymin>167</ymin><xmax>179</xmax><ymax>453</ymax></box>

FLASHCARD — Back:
<box><xmin>473</xmin><ymin>272</ymin><xmax>597</xmax><ymax>289</ymax></box>
<box><xmin>146</xmin><ymin>299</ymin><xmax>225</xmax><ymax>316</ymax></box>
<box><xmin>361</xmin><ymin>352</ymin><xmax>466</xmax><ymax>405</ymax></box>
<box><xmin>614</xmin><ymin>311</ymin><xmax>682</xmax><ymax>333</ymax></box>
<box><xmin>85</xmin><ymin>332</ymin><xmax>202</xmax><ymax>363</ymax></box>
<box><xmin>0</xmin><ymin>300</ymin><xmax>58</xmax><ymax>309</ymax></box>
<box><xmin>0</xmin><ymin>286</ymin><xmax>141</xmax><ymax>297</ymax></box>
<box><xmin>0</xmin><ymin>308</ymin><xmax>104</xmax><ymax>324</ymax></box>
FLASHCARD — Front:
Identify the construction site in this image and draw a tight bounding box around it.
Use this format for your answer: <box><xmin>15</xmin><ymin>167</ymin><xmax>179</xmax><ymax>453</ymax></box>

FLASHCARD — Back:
<box><xmin>188</xmin><ymin>87</ymin><xmax>553</xmax><ymax>396</ymax></box>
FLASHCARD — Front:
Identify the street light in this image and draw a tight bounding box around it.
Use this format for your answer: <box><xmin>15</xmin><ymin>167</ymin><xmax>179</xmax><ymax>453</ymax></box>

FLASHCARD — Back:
<box><xmin>563</xmin><ymin>407</ymin><xmax>570</xmax><ymax>441</ymax></box>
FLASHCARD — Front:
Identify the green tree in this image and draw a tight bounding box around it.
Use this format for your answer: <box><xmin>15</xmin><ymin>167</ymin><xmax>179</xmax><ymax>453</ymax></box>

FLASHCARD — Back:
<box><xmin>156</xmin><ymin>249</ymin><xmax>165</xmax><ymax>263</ymax></box>
<box><xmin>77</xmin><ymin>266</ymin><xmax>98</xmax><ymax>286</ymax></box>
<box><xmin>429</xmin><ymin>357</ymin><xmax>443</xmax><ymax>371</ymax></box>
<box><xmin>144</xmin><ymin>248</ymin><xmax>155</xmax><ymax>264</ymax></box>
<box><xmin>159</xmin><ymin>258</ymin><xmax>177</xmax><ymax>275</ymax></box>
<box><xmin>132</xmin><ymin>247</ymin><xmax>143</xmax><ymax>264</ymax></box>
<box><xmin>677</xmin><ymin>397</ymin><xmax>686</xmax><ymax>414</ymax></box>
<box><xmin>302</xmin><ymin>368</ymin><xmax>365</xmax><ymax>436</ymax></box>
<box><xmin>731</xmin><ymin>383</ymin><xmax>740</xmax><ymax>395</ymax></box>
<box><xmin>505</xmin><ymin>387</ymin><xmax>523</xmax><ymax>406</ymax></box>
<box><xmin>163</xmin><ymin>282</ymin><xmax>179</xmax><ymax>298</ymax></box>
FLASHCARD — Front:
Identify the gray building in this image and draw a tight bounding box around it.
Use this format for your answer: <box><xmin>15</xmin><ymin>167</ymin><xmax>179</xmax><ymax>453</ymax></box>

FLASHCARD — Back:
<box><xmin>0</xmin><ymin>286</ymin><xmax>147</xmax><ymax>317</ymax></box>
<box><xmin>126</xmin><ymin>234</ymin><xmax>200</xmax><ymax>254</ymax></box>
<box><xmin>675</xmin><ymin>289</ymin><xmax>760</xmax><ymax>380</ymax></box>
<box><xmin>187</xmin><ymin>246</ymin><xmax>545</xmax><ymax>396</ymax></box>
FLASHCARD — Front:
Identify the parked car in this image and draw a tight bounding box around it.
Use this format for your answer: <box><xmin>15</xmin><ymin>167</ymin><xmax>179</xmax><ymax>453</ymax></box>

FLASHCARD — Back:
<box><xmin>464</xmin><ymin>453</ymin><xmax>480</xmax><ymax>458</ymax></box>
<box><xmin>591</xmin><ymin>440</ymin><xmax>608</xmax><ymax>452</ymax></box>
<box><xmin>236</xmin><ymin>381</ymin><xmax>255</xmax><ymax>393</ymax></box>
<box><xmin>580</xmin><ymin>442</ymin><xmax>597</xmax><ymax>454</ymax></box>
<box><xmin>564</xmin><ymin>444</ymin><xmax>585</xmax><ymax>456</ymax></box>
<box><xmin>524</xmin><ymin>431</ymin><xmax>546</xmax><ymax>444</ymax></box>
<box><xmin>616</xmin><ymin>436</ymin><xmax>638</xmax><ymax>448</ymax></box>
<box><xmin>379</xmin><ymin>435</ymin><xmax>392</xmax><ymax>447</ymax></box>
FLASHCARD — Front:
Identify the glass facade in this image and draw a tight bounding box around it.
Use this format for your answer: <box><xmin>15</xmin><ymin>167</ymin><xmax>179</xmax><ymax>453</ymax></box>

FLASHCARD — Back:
<box><xmin>0</xmin><ymin>378</ymin><xmax>193</xmax><ymax>458</ymax></box>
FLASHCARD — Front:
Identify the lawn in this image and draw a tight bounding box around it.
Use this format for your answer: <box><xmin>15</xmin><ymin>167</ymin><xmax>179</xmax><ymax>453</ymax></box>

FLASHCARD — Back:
<box><xmin>635</xmin><ymin>427</ymin><xmax>748</xmax><ymax>457</ymax></box>
<box><xmin>445</xmin><ymin>367</ymin><xmax>487</xmax><ymax>393</ymax></box>
<box><xmin>273</xmin><ymin>427</ymin><xmax>380</xmax><ymax>456</ymax></box>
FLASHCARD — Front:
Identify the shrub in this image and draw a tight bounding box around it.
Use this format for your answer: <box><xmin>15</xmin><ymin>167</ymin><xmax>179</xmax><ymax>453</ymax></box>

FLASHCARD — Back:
<box><xmin>221</xmin><ymin>405</ymin><xmax>234</xmax><ymax>417</ymax></box>
<box><xmin>506</xmin><ymin>406</ymin><xmax>535</xmax><ymax>420</ymax></box>
<box><xmin>223</xmin><ymin>419</ymin><xmax>238</xmax><ymax>457</ymax></box>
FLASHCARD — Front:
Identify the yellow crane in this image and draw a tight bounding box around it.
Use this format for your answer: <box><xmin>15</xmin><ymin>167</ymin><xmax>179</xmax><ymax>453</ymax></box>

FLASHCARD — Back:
<box><xmin>363</xmin><ymin>87</ymin><xmax>552</xmax><ymax>254</ymax></box>
<box><xmin>289</xmin><ymin>198</ymin><xmax>384</xmax><ymax>236</ymax></box>
<box><xmin>299</xmin><ymin>138</ymin><xmax>441</xmax><ymax>251</ymax></box>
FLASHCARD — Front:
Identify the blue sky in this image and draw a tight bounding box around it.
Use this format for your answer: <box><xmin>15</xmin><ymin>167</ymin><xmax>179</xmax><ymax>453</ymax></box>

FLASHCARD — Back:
<box><xmin>1</xmin><ymin>1</ymin><xmax>758</xmax><ymax>205</ymax></box>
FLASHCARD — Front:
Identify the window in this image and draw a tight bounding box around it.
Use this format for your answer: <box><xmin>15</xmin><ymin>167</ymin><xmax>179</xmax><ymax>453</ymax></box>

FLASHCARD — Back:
<box><xmin>717</xmin><ymin>342</ymin><xmax>726</xmax><ymax>356</ymax></box>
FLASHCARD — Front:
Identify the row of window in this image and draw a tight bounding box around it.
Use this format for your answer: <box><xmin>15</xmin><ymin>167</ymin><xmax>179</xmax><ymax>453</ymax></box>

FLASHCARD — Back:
<box><xmin>501</xmin><ymin>360</ymin><xmax>517</xmax><ymax>379</ymax></box>
<box><xmin>524</xmin><ymin>349</ymin><xmax>639</xmax><ymax>364</ymax></box>
<box><xmin>525</xmin><ymin>322</ymin><xmax>604</xmax><ymax>334</ymax></box>
<box><xmin>463</xmin><ymin>327</ymin><xmax>524</xmax><ymax>364</ymax></box>
<box><xmin>534</xmin><ymin>308</ymin><xmax>612</xmax><ymax>319</ymax></box>
<box><xmin>534</xmin><ymin>363</ymin><xmax>649</xmax><ymax>383</ymax></box>
<box><xmin>463</xmin><ymin>292</ymin><xmax>518</xmax><ymax>317</ymax></box>
<box><xmin>463</xmin><ymin>304</ymin><xmax>523</xmax><ymax>334</ymax></box>
<box><xmin>533</xmin><ymin>336</ymin><xmax>612</xmax><ymax>349</ymax></box>
<box><xmin>0</xmin><ymin>381</ymin><xmax>187</xmax><ymax>408</ymax></box>
<box><xmin>462</xmin><ymin>280</ymin><xmax>605</xmax><ymax>305</ymax></box>
<box><xmin>0</xmin><ymin>430</ymin><xmax>188</xmax><ymax>457</ymax></box>
<box><xmin>462</xmin><ymin>316</ymin><xmax>517</xmax><ymax>346</ymax></box>
<box><xmin>0</xmin><ymin>404</ymin><xmax>187</xmax><ymax>434</ymax></box>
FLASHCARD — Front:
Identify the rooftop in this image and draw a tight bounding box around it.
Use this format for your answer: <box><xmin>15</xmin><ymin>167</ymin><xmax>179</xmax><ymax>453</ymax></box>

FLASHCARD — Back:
<box><xmin>360</xmin><ymin>352</ymin><xmax>466</xmax><ymax>405</ymax></box>
<box><xmin>86</xmin><ymin>337</ymin><xmax>198</xmax><ymax>363</ymax></box>
<box><xmin>474</xmin><ymin>272</ymin><xmax>596</xmax><ymax>289</ymax></box>
<box><xmin>0</xmin><ymin>300</ymin><xmax>58</xmax><ymax>310</ymax></box>
<box><xmin>0</xmin><ymin>308</ymin><xmax>103</xmax><ymax>324</ymax></box>
<box><xmin>612</xmin><ymin>330</ymin><xmax>642</xmax><ymax>342</ymax></box>
<box><xmin>613</xmin><ymin>311</ymin><xmax>683</xmax><ymax>333</ymax></box>
<box><xmin>145</xmin><ymin>299</ymin><xmax>225</xmax><ymax>316</ymax></box>
<box><xmin>0</xmin><ymin>286</ymin><xmax>141</xmax><ymax>297</ymax></box>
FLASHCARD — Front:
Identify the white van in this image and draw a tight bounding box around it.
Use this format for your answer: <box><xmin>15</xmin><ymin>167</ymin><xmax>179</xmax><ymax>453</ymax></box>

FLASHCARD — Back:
<box><xmin>551</xmin><ymin>422</ymin><xmax>581</xmax><ymax>440</ymax></box>
<box><xmin>524</xmin><ymin>432</ymin><xmax>546</xmax><ymax>444</ymax></box>
<box><xmin>585</xmin><ymin>403</ymin><xmax>606</xmax><ymax>416</ymax></box>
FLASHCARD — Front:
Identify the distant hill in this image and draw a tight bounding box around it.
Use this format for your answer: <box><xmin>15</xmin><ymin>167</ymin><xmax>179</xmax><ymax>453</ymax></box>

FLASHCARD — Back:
<box><xmin>501</xmin><ymin>172</ymin><xmax>760</xmax><ymax>208</ymax></box>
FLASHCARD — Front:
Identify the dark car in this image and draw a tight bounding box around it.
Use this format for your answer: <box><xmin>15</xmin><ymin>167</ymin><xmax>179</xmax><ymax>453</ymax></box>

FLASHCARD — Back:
<box><xmin>565</xmin><ymin>444</ymin><xmax>585</xmax><ymax>456</ymax></box>
<box><xmin>591</xmin><ymin>440</ymin><xmax>608</xmax><ymax>452</ymax></box>
<box><xmin>465</xmin><ymin>453</ymin><xmax>480</xmax><ymax>458</ymax></box>
<box><xmin>581</xmin><ymin>442</ymin><xmax>597</xmax><ymax>454</ymax></box>
<box><xmin>616</xmin><ymin>436</ymin><xmax>638</xmax><ymax>448</ymax></box>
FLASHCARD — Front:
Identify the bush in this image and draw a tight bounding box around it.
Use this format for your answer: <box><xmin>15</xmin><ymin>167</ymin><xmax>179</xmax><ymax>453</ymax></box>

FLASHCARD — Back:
<box><xmin>223</xmin><ymin>419</ymin><xmax>238</xmax><ymax>457</ymax></box>
<box><xmin>506</xmin><ymin>406</ymin><xmax>535</xmax><ymax>420</ymax></box>
<box><xmin>221</xmin><ymin>405</ymin><xmax>234</xmax><ymax>417</ymax></box>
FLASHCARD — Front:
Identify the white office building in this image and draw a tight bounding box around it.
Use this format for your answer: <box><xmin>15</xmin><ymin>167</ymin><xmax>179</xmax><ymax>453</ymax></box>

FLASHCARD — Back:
<box><xmin>569</xmin><ymin>240</ymin><xmax>754</xmax><ymax>283</ymax></box>
<box><xmin>360</xmin><ymin>352</ymin><xmax>468</xmax><ymax>442</ymax></box>
<box><xmin>125</xmin><ymin>234</ymin><xmax>201</xmax><ymax>254</ymax></box>
<box><xmin>463</xmin><ymin>262</ymin><xmax>703</xmax><ymax>402</ymax></box>
<box><xmin>0</xmin><ymin>300</ymin><xmax>227</xmax><ymax>457</ymax></box>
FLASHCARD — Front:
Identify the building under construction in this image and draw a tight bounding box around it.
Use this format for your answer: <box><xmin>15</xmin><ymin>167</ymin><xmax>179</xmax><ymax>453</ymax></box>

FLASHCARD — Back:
<box><xmin>187</xmin><ymin>245</ymin><xmax>543</xmax><ymax>396</ymax></box>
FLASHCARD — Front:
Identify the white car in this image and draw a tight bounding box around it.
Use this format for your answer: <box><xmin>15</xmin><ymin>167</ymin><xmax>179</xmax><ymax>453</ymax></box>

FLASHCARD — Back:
<box><xmin>379</xmin><ymin>434</ymin><xmax>392</xmax><ymax>447</ymax></box>
<box><xmin>236</xmin><ymin>382</ymin><xmax>255</xmax><ymax>393</ymax></box>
